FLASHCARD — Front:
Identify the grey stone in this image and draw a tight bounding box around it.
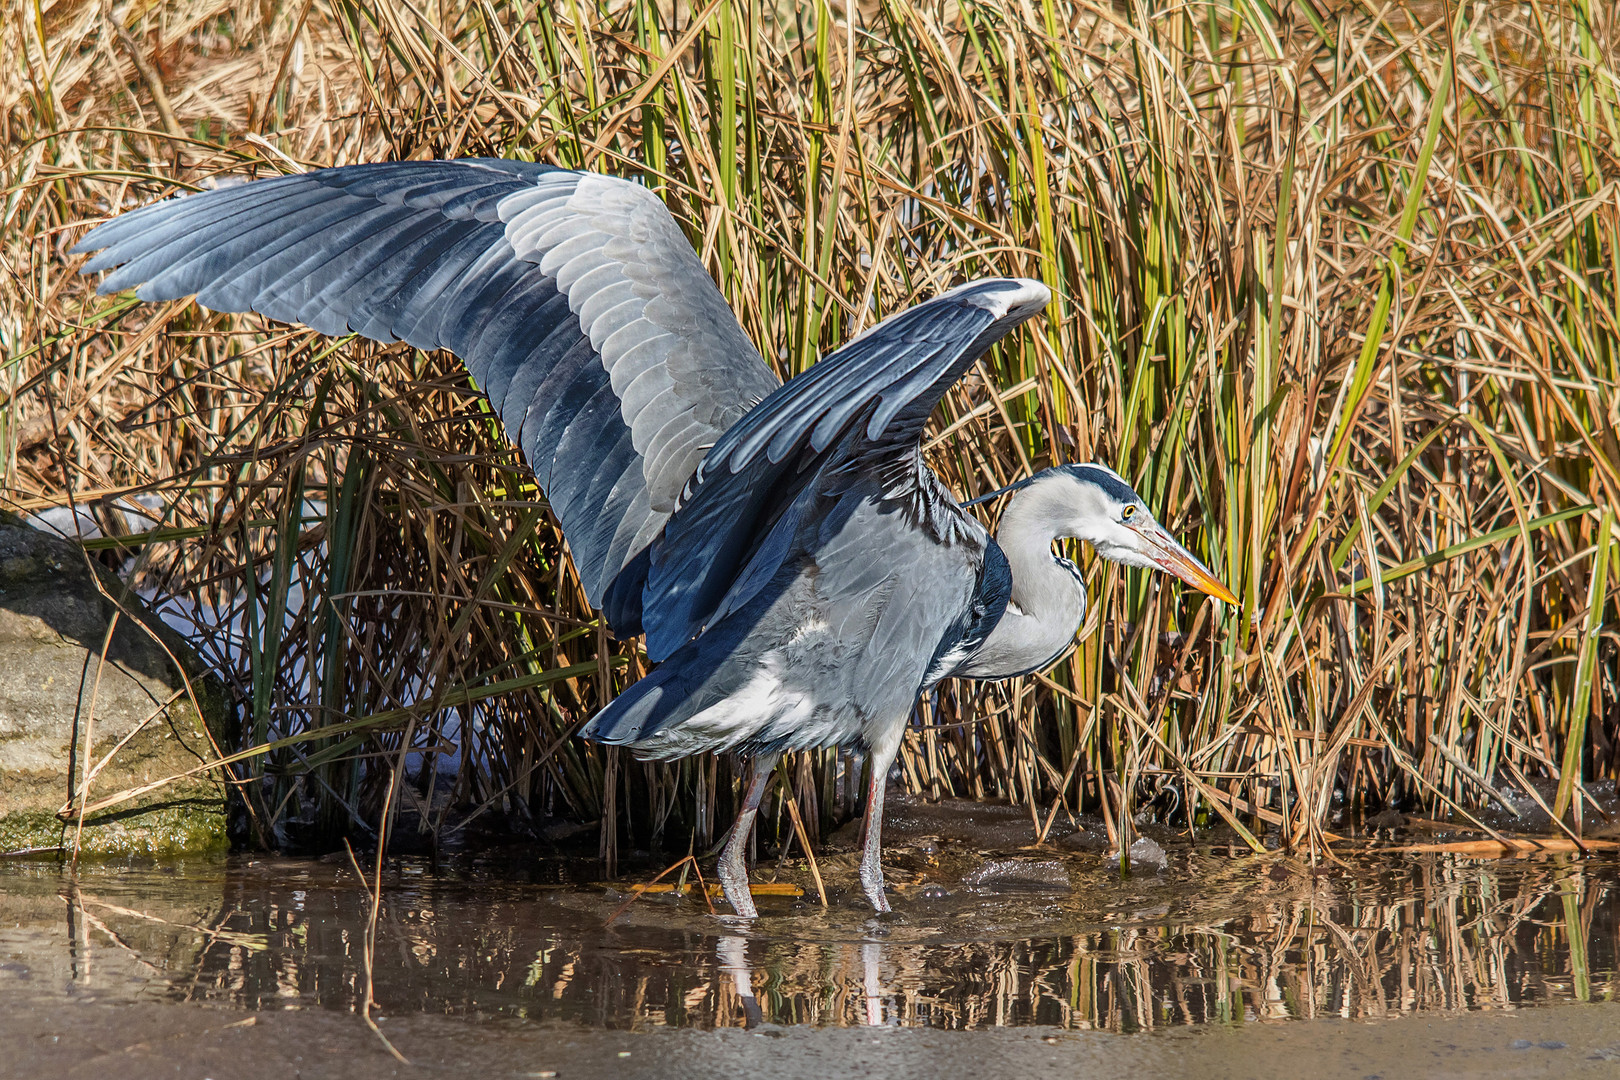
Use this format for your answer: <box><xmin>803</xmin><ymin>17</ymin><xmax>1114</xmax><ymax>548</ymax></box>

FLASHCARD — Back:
<box><xmin>1127</xmin><ymin>835</ymin><xmax>1169</xmax><ymax>870</ymax></box>
<box><xmin>0</xmin><ymin>515</ymin><xmax>232</xmax><ymax>855</ymax></box>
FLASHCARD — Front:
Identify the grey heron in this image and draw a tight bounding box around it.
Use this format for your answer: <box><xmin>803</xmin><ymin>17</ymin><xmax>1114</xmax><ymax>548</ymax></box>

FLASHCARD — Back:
<box><xmin>72</xmin><ymin>158</ymin><xmax>1237</xmax><ymax>917</ymax></box>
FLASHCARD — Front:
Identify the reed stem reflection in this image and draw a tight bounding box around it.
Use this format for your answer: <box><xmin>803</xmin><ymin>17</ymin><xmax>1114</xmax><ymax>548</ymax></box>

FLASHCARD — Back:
<box><xmin>0</xmin><ymin>853</ymin><xmax>1612</xmax><ymax>1032</ymax></box>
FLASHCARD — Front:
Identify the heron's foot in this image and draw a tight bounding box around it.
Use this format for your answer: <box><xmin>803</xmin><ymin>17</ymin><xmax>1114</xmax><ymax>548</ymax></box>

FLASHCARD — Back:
<box><xmin>716</xmin><ymin>848</ymin><xmax>759</xmax><ymax>919</ymax></box>
<box><xmin>859</xmin><ymin>858</ymin><xmax>892</xmax><ymax>913</ymax></box>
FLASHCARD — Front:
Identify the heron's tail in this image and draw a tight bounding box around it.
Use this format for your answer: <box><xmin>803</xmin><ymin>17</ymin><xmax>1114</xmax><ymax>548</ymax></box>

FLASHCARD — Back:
<box><xmin>579</xmin><ymin>617</ymin><xmax>801</xmax><ymax>760</ymax></box>
<box><xmin>579</xmin><ymin>665</ymin><xmax>689</xmax><ymax>755</ymax></box>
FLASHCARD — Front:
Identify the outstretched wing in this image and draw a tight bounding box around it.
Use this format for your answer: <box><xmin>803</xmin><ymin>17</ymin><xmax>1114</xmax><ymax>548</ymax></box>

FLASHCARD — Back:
<box><xmin>642</xmin><ymin>278</ymin><xmax>1051</xmax><ymax>659</ymax></box>
<box><xmin>73</xmin><ymin>159</ymin><xmax>781</xmax><ymax>634</ymax></box>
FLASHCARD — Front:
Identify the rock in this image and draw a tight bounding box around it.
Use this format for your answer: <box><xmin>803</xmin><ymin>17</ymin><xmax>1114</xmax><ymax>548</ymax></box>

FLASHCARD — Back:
<box><xmin>961</xmin><ymin>858</ymin><xmax>1072</xmax><ymax>892</ymax></box>
<box><xmin>1126</xmin><ymin>836</ymin><xmax>1168</xmax><ymax>871</ymax></box>
<box><xmin>1366</xmin><ymin>807</ymin><xmax>1407</xmax><ymax>832</ymax></box>
<box><xmin>0</xmin><ymin>515</ymin><xmax>232</xmax><ymax>855</ymax></box>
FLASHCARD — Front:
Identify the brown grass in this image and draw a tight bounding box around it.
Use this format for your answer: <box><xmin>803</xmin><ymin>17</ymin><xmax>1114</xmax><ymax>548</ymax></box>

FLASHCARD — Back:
<box><xmin>2</xmin><ymin>0</ymin><xmax>1617</xmax><ymax>858</ymax></box>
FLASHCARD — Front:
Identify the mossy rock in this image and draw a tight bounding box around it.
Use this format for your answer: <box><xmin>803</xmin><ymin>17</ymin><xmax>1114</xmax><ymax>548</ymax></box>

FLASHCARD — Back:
<box><xmin>0</xmin><ymin>515</ymin><xmax>234</xmax><ymax>855</ymax></box>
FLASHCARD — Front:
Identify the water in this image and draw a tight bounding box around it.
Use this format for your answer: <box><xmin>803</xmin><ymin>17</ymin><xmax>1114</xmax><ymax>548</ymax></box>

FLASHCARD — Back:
<box><xmin>2</xmin><ymin>844</ymin><xmax>1614</xmax><ymax>1033</ymax></box>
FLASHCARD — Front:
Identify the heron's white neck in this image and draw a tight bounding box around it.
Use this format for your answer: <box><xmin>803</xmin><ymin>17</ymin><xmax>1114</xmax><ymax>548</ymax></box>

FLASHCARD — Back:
<box><xmin>954</xmin><ymin>477</ymin><xmax>1088</xmax><ymax>680</ymax></box>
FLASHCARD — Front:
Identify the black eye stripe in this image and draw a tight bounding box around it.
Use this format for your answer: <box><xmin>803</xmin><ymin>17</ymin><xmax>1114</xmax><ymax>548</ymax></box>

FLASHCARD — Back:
<box><xmin>1061</xmin><ymin>463</ymin><xmax>1140</xmax><ymax>504</ymax></box>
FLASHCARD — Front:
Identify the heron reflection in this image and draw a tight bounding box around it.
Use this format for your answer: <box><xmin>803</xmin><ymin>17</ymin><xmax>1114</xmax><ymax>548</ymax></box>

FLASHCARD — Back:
<box><xmin>718</xmin><ymin>935</ymin><xmax>894</xmax><ymax>1029</ymax></box>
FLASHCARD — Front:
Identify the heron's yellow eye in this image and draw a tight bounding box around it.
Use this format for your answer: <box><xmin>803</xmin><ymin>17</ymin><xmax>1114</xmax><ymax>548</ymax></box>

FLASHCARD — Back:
<box><xmin>1122</xmin><ymin>506</ymin><xmax>1137</xmax><ymax>522</ymax></box>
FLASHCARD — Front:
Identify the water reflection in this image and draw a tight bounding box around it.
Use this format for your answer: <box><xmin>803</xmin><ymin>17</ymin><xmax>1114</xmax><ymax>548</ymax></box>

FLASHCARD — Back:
<box><xmin>0</xmin><ymin>851</ymin><xmax>1614</xmax><ymax>1031</ymax></box>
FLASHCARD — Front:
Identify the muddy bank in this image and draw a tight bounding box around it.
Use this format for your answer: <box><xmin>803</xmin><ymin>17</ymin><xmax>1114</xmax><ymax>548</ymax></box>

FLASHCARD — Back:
<box><xmin>3</xmin><ymin>990</ymin><xmax>1618</xmax><ymax>1080</ymax></box>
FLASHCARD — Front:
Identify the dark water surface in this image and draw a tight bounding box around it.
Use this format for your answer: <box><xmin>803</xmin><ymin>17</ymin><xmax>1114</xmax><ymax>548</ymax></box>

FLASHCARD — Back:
<box><xmin>1</xmin><ymin>841</ymin><xmax>1616</xmax><ymax>1034</ymax></box>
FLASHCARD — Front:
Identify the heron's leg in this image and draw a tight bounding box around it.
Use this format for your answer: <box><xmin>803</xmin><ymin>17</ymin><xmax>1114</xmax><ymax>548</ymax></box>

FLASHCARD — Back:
<box><xmin>716</xmin><ymin>753</ymin><xmax>780</xmax><ymax>918</ymax></box>
<box><xmin>858</xmin><ymin>731</ymin><xmax>903</xmax><ymax>913</ymax></box>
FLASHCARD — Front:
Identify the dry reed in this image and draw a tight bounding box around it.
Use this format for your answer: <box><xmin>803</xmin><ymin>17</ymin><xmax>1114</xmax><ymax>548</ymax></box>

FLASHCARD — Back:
<box><xmin>2</xmin><ymin>0</ymin><xmax>1617</xmax><ymax>856</ymax></box>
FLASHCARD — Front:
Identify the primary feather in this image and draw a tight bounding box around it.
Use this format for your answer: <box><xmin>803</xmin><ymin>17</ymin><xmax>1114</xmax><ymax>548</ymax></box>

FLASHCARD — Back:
<box><xmin>76</xmin><ymin>159</ymin><xmax>783</xmax><ymax>637</ymax></box>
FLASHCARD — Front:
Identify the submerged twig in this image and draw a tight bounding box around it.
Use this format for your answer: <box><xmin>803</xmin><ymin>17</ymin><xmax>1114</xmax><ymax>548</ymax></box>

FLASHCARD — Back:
<box><xmin>604</xmin><ymin>854</ymin><xmax>714</xmax><ymax>927</ymax></box>
<box><xmin>70</xmin><ymin>612</ymin><xmax>118</xmax><ymax>867</ymax></box>
<box><xmin>342</xmin><ymin>756</ymin><xmax>409</xmax><ymax>1066</ymax></box>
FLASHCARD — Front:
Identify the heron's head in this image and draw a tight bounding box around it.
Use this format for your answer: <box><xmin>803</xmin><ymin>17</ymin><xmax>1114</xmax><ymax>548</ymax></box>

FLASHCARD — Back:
<box><xmin>985</xmin><ymin>463</ymin><xmax>1239</xmax><ymax>605</ymax></box>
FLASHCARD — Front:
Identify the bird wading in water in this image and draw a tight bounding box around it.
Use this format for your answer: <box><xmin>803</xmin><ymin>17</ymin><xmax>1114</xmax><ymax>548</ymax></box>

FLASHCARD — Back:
<box><xmin>73</xmin><ymin>159</ymin><xmax>1239</xmax><ymax>917</ymax></box>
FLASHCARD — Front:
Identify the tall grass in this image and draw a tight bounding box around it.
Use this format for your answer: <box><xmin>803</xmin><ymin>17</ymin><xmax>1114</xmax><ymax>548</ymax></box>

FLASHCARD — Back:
<box><xmin>2</xmin><ymin>0</ymin><xmax>1617</xmax><ymax>856</ymax></box>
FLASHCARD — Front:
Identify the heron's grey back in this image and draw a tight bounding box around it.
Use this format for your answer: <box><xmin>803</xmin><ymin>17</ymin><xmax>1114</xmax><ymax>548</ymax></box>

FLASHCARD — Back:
<box><xmin>72</xmin><ymin>159</ymin><xmax>780</xmax><ymax>634</ymax></box>
<box><xmin>643</xmin><ymin>278</ymin><xmax>1051</xmax><ymax>658</ymax></box>
<box><xmin>582</xmin><ymin>467</ymin><xmax>993</xmax><ymax>758</ymax></box>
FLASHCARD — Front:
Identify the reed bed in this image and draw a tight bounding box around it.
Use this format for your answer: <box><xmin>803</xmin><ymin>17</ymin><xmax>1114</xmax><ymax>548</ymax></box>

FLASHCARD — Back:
<box><xmin>2</xmin><ymin>0</ymin><xmax>1617</xmax><ymax>856</ymax></box>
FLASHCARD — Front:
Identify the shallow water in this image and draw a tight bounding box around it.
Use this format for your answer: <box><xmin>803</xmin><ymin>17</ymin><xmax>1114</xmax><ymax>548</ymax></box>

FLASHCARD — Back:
<box><xmin>2</xmin><ymin>841</ymin><xmax>1615</xmax><ymax>1034</ymax></box>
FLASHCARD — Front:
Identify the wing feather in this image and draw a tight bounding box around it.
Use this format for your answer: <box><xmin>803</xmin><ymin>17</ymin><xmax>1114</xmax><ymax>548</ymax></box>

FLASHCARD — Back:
<box><xmin>73</xmin><ymin>159</ymin><xmax>781</xmax><ymax>637</ymax></box>
<box><xmin>641</xmin><ymin>279</ymin><xmax>1049</xmax><ymax>658</ymax></box>
<box><xmin>75</xmin><ymin>159</ymin><xmax>1046</xmax><ymax>661</ymax></box>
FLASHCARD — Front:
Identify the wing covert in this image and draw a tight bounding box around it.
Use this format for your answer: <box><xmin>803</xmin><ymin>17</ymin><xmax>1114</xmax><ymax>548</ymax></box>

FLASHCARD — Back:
<box><xmin>641</xmin><ymin>278</ymin><xmax>1050</xmax><ymax>659</ymax></box>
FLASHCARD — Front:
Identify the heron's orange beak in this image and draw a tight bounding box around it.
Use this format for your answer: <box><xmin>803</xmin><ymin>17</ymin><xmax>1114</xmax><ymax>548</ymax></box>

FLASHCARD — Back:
<box><xmin>1139</xmin><ymin>523</ymin><xmax>1240</xmax><ymax>606</ymax></box>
